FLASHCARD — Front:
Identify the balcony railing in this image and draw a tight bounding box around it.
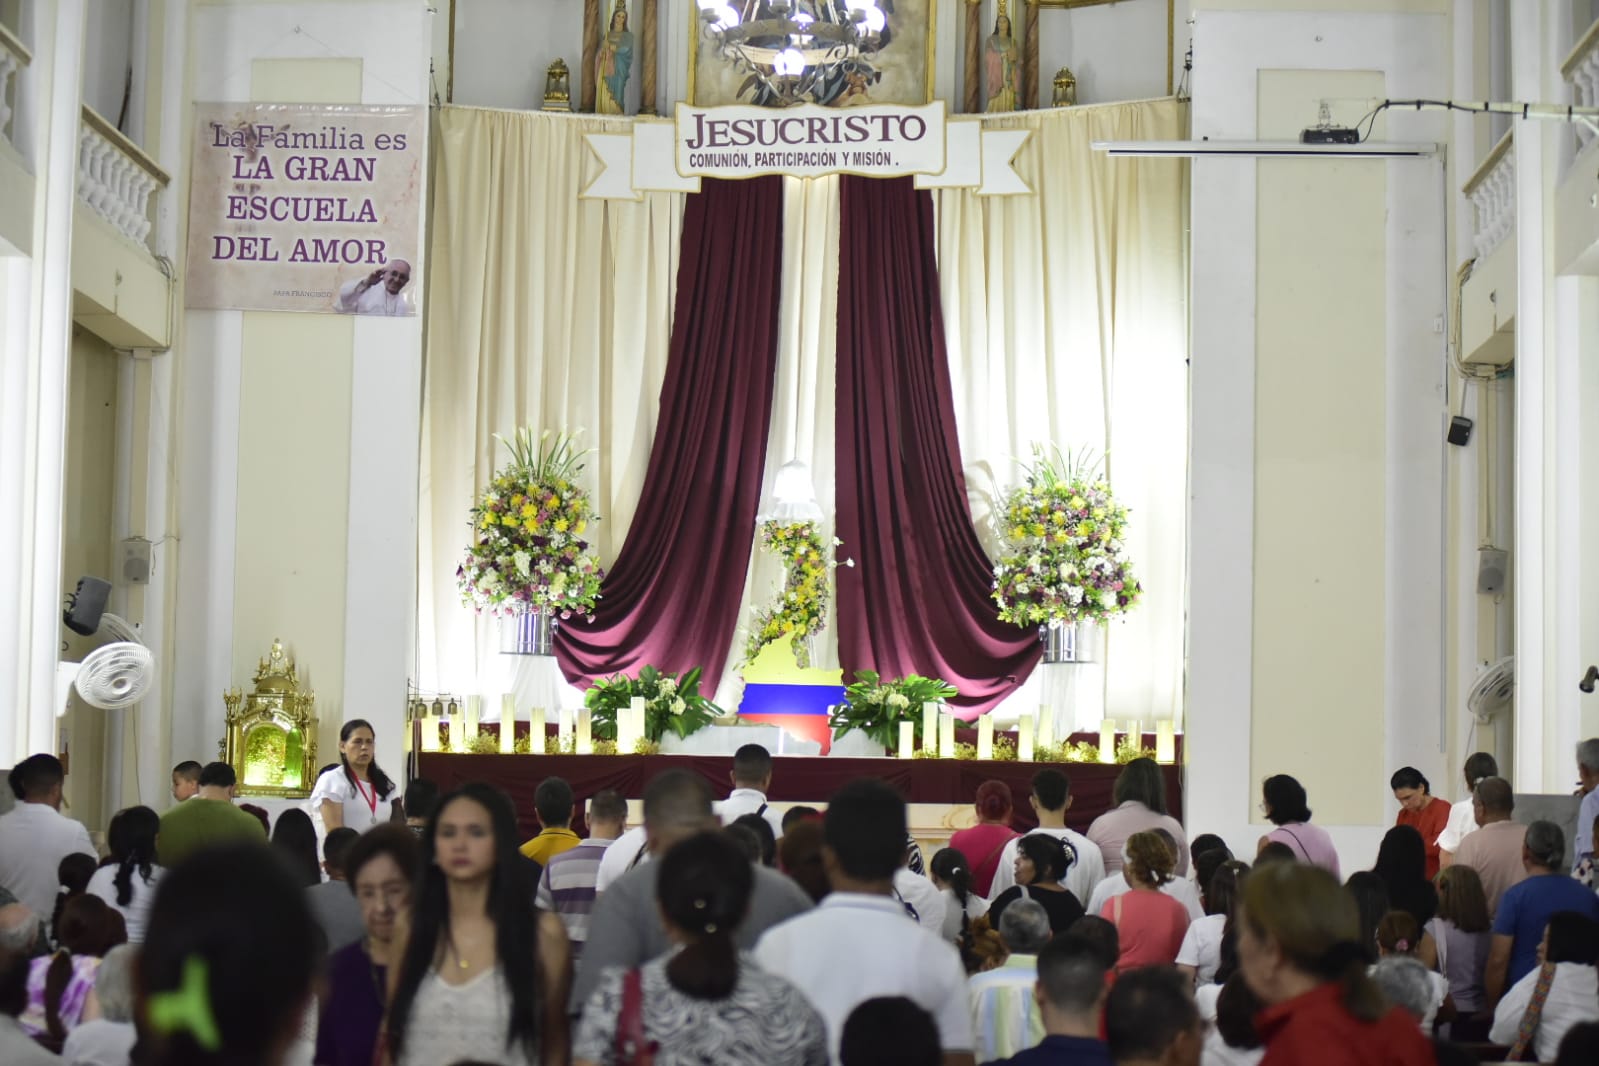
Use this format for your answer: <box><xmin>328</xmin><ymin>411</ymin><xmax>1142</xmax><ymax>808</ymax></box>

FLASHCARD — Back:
<box><xmin>77</xmin><ymin>106</ymin><xmax>169</xmax><ymax>249</ymax></box>
<box><xmin>1562</xmin><ymin>17</ymin><xmax>1599</xmax><ymax>151</ymax></box>
<box><xmin>1463</xmin><ymin>129</ymin><xmax>1514</xmax><ymax>261</ymax></box>
<box><xmin>0</xmin><ymin>20</ymin><xmax>31</xmax><ymax>153</ymax></box>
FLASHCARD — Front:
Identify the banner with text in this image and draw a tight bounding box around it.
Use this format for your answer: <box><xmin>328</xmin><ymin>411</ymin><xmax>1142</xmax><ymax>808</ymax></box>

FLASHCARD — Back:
<box><xmin>185</xmin><ymin>103</ymin><xmax>425</xmax><ymax>315</ymax></box>
<box><xmin>584</xmin><ymin>102</ymin><xmax>1031</xmax><ymax>200</ymax></box>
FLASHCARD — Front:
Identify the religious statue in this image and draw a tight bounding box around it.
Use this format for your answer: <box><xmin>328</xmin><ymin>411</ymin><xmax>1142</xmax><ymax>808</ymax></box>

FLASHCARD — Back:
<box><xmin>543</xmin><ymin>58</ymin><xmax>572</xmax><ymax>112</ymax></box>
<box><xmin>985</xmin><ymin>4</ymin><xmax>1021</xmax><ymax>114</ymax></box>
<box><xmin>1052</xmin><ymin>66</ymin><xmax>1077</xmax><ymax>108</ymax></box>
<box><xmin>595</xmin><ymin>0</ymin><xmax>634</xmax><ymax>116</ymax></box>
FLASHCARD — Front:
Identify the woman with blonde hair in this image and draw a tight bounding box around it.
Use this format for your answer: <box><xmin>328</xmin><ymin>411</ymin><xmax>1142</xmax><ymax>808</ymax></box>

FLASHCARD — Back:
<box><xmin>1236</xmin><ymin>862</ymin><xmax>1433</xmax><ymax>1064</ymax></box>
<box><xmin>1102</xmin><ymin>830</ymin><xmax>1190</xmax><ymax>971</ymax></box>
<box><xmin>1419</xmin><ymin>864</ymin><xmax>1493</xmax><ymax>1039</ymax></box>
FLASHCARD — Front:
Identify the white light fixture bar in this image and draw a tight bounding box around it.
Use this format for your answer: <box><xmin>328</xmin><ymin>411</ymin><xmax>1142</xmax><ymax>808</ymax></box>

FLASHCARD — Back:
<box><xmin>1091</xmin><ymin>140</ymin><xmax>1440</xmax><ymax>159</ymax></box>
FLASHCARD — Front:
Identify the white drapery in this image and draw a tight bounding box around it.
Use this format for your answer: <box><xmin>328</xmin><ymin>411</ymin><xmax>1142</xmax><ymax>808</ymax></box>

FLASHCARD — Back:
<box><xmin>936</xmin><ymin>98</ymin><xmax>1190</xmax><ymax>729</ymax></box>
<box><xmin>419</xmin><ymin>100</ymin><xmax>1188</xmax><ymax>729</ymax></box>
<box><xmin>418</xmin><ymin>107</ymin><xmax>684</xmax><ymax>711</ymax></box>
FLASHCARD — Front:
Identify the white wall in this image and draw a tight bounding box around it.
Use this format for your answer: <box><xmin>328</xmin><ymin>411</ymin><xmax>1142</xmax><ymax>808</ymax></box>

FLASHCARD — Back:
<box><xmin>81</xmin><ymin>0</ymin><xmax>132</xmax><ymax>126</ymax></box>
<box><xmin>1187</xmin><ymin>7</ymin><xmax>1451</xmax><ymax>869</ymax></box>
<box><xmin>170</xmin><ymin>0</ymin><xmax>430</xmax><ymax>790</ymax></box>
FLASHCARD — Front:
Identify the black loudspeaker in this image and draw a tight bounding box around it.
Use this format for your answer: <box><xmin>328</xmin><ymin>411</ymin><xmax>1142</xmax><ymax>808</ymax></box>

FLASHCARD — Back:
<box><xmin>1477</xmin><ymin>548</ymin><xmax>1508</xmax><ymax>596</ymax></box>
<box><xmin>1447</xmin><ymin>416</ymin><xmax>1473</xmax><ymax>446</ymax></box>
<box><xmin>64</xmin><ymin>576</ymin><xmax>112</xmax><ymax>636</ymax></box>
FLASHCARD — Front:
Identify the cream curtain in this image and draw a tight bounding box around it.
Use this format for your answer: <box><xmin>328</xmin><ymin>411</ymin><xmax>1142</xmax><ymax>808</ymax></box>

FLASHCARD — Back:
<box><xmin>418</xmin><ymin>107</ymin><xmax>684</xmax><ymax>705</ymax></box>
<box><xmin>420</xmin><ymin>100</ymin><xmax>1188</xmax><ymax>729</ymax></box>
<box><xmin>935</xmin><ymin>98</ymin><xmax>1190</xmax><ymax>728</ymax></box>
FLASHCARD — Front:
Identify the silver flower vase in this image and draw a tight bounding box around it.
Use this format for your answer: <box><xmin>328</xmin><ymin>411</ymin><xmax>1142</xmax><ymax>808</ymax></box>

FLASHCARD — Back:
<box><xmin>501</xmin><ymin>611</ymin><xmax>557</xmax><ymax>656</ymax></box>
<box><xmin>1039</xmin><ymin>620</ymin><xmax>1099</xmax><ymax>664</ymax></box>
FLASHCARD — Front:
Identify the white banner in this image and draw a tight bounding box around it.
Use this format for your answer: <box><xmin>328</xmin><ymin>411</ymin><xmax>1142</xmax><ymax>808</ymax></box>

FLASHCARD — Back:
<box><xmin>584</xmin><ymin>102</ymin><xmax>1030</xmax><ymax>200</ymax></box>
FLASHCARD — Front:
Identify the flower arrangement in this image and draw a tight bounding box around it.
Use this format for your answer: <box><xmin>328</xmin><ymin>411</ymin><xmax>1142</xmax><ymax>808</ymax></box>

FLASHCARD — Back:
<box><xmin>457</xmin><ymin>428</ymin><xmax>605</xmax><ymax>619</ymax></box>
<box><xmin>953</xmin><ymin>737</ymin><xmax>1019</xmax><ymax>762</ymax></box>
<box><xmin>584</xmin><ymin>665</ymin><xmax>724</xmax><ymax>743</ymax></box>
<box><xmin>743</xmin><ymin>521</ymin><xmax>849</xmax><ymax>668</ymax></box>
<box><xmin>828</xmin><ymin>670</ymin><xmax>959</xmax><ymax>750</ymax></box>
<box><xmin>991</xmin><ymin>446</ymin><xmax>1141</xmax><ymax>627</ymax></box>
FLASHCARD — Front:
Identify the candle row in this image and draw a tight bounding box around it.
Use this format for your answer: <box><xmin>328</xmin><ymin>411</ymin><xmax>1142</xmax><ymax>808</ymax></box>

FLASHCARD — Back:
<box><xmin>414</xmin><ymin>696</ymin><xmax>601</xmax><ymax>755</ymax></box>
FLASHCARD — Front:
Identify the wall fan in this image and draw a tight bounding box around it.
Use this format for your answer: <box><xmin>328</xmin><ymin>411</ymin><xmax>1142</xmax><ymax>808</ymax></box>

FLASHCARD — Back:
<box><xmin>59</xmin><ymin>578</ymin><xmax>156</xmax><ymax>715</ymax></box>
<box><xmin>1467</xmin><ymin>656</ymin><xmax>1514</xmax><ymax>724</ymax></box>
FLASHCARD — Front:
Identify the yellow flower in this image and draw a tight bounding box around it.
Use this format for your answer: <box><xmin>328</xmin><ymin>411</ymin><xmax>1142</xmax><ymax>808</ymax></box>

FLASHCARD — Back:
<box><xmin>574</xmin><ymin>519</ymin><xmax>587</xmax><ymax>534</ymax></box>
<box><xmin>521</xmin><ymin>503</ymin><xmax>536</xmax><ymax>518</ymax></box>
<box><xmin>1053</xmin><ymin>531</ymin><xmax>1068</xmax><ymax>544</ymax></box>
<box><xmin>1051</xmin><ymin>512</ymin><xmax>1067</xmax><ymax>526</ymax></box>
<box><xmin>1030</xmin><ymin>523</ymin><xmax>1047</xmax><ymax>537</ymax></box>
<box><xmin>554</xmin><ymin>518</ymin><xmax>569</xmax><ymax>532</ymax></box>
<box><xmin>502</xmin><ymin>516</ymin><xmax>519</xmax><ymax>529</ymax></box>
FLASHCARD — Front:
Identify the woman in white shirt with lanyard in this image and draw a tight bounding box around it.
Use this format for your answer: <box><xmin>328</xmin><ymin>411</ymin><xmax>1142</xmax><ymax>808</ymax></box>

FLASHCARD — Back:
<box><xmin>311</xmin><ymin>719</ymin><xmax>398</xmax><ymax>832</ymax></box>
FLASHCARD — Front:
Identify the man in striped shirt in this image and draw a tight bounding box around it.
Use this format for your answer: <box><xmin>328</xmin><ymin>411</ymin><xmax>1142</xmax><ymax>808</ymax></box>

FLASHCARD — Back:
<box><xmin>536</xmin><ymin>788</ymin><xmax>627</xmax><ymax>958</ymax></box>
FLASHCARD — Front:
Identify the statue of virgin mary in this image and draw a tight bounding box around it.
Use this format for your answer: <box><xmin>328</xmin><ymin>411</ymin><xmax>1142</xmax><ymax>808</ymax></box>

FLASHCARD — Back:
<box><xmin>596</xmin><ymin>0</ymin><xmax>634</xmax><ymax>115</ymax></box>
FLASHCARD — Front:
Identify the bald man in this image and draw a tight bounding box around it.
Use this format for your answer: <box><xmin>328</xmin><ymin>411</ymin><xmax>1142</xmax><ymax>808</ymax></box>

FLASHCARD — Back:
<box><xmin>337</xmin><ymin>259</ymin><xmax>413</xmax><ymax>315</ymax></box>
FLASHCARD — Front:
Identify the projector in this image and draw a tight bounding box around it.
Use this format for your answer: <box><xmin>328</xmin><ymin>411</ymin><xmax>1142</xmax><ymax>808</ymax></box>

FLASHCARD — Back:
<box><xmin>1301</xmin><ymin>127</ymin><xmax>1360</xmax><ymax>145</ymax></box>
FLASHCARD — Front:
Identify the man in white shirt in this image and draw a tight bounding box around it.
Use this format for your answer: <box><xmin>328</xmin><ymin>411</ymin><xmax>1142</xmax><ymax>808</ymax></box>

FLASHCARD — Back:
<box><xmin>755</xmin><ymin>779</ymin><xmax>976</xmax><ymax>1066</ymax></box>
<box><xmin>0</xmin><ymin>755</ymin><xmax>97</xmax><ymax>925</ymax></box>
<box><xmin>988</xmin><ymin>769</ymin><xmax>1105</xmax><ymax>906</ymax></box>
<box><xmin>716</xmin><ymin>743</ymin><xmax>786</xmax><ymax>839</ymax></box>
<box><xmin>1438</xmin><ymin>751</ymin><xmax>1497</xmax><ymax>869</ymax></box>
<box><xmin>594</xmin><ymin>822</ymin><xmax>648</xmax><ymax>893</ymax></box>
<box><xmin>335</xmin><ymin>260</ymin><xmax>414</xmax><ymax>315</ymax></box>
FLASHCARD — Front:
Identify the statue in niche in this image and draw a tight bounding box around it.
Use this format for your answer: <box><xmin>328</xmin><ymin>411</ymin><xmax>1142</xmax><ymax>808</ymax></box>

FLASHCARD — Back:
<box><xmin>985</xmin><ymin>5</ymin><xmax>1021</xmax><ymax>113</ymax></box>
<box><xmin>596</xmin><ymin>0</ymin><xmax>635</xmax><ymax>115</ymax></box>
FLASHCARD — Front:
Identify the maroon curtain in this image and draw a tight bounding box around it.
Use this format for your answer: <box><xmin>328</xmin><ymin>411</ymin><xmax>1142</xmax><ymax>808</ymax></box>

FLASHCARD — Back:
<box><xmin>555</xmin><ymin>177</ymin><xmax>785</xmax><ymax>691</ymax></box>
<box><xmin>834</xmin><ymin>176</ymin><xmax>1040</xmax><ymax>714</ymax></box>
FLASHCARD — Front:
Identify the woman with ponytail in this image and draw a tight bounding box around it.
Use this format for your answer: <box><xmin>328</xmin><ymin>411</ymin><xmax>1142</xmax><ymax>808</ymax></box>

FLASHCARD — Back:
<box><xmin>1236</xmin><ymin>861</ymin><xmax>1434</xmax><ymax>1065</ymax></box>
<box><xmin>930</xmin><ymin>846</ymin><xmax>987</xmax><ymax>944</ymax></box>
<box><xmin>89</xmin><ymin>805</ymin><xmax>163</xmax><ymax>942</ymax></box>
<box><xmin>311</xmin><ymin>719</ymin><xmax>398</xmax><ymax>832</ymax></box>
<box><xmin>21</xmin><ymin>894</ymin><xmax>125</xmax><ymax>1048</ymax></box>
<box><xmin>131</xmin><ymin>841</ymin><xmax>319</xmax><ymax>1066</ymax></box>
<box><xmin>573</xmin><ymin>832</ymin><xmax>828</xmax><ymax>1066</ymax></box>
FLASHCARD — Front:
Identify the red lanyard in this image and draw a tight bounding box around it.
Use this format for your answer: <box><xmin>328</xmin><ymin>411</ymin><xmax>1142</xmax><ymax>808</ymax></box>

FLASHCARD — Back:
<box><xmin>354</xmin><ymin>776</ymin><xmax>377</xmax><ymax>816</ymax></box>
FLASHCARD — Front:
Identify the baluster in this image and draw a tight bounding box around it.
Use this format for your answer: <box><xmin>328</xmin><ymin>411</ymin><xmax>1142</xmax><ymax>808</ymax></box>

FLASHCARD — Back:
<box><xmin>112</xmin><ymin>154</ymin><xmax>136</xmax><ymax>237</ymax></box>
<box><xmin>0</xmin><ymin>53</ymin><xmax>17</xmax><ymax>143</ymax></box>
<box><xmin>131</xmin><ymin>170</ymin><xmax>155</xmax><ymax>243</ymax></box>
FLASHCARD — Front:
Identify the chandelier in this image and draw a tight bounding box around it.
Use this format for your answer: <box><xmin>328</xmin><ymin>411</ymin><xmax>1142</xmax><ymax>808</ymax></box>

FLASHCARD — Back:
<box><xmin>696</xmin><ymin>0</ymin><xmax>887</xmax><ymax>107</ymax></box>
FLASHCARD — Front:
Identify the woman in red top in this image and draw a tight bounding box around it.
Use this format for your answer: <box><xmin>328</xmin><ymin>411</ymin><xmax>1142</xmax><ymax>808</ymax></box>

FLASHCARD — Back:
<box><xmin>1237</xmin><ymin>861</ymin><xmax>1435</xmax><ymax>1066</ymax></box>
<box><xmin>1390</xmin><ymin>766</ymin><xmax>1451</xmax><ymax>879</ymax></box>
<box><xmin>949</xmin><ymin>780</ymin><xmax>1019</xmax><ymax>897</ymax></box>
<box><xmin>1102</xmin><ymin>831</ymin><xmax>1190</xmax><ymax>971</ymax></box>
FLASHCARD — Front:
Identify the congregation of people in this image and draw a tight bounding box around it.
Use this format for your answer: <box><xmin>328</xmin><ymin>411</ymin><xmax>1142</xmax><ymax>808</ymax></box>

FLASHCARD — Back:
<box><xmin>4</xmin><ymin>728</ymin><xmax>1599</xmax><ymax>1066</ymax></box>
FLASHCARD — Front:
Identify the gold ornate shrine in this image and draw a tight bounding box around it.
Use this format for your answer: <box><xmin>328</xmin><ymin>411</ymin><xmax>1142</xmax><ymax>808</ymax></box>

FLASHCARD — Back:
<box><xmin>221</xmin><ymin>639</ymin><xmax>319</xmax><ymax>797</ymax></box>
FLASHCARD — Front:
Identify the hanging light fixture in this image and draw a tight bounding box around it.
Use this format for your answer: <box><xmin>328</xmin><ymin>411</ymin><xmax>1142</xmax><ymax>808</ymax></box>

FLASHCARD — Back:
<box><xmin>697</xmin><ymin>0</ymin><xmax>887</xmax><ymax>107</ymax></box>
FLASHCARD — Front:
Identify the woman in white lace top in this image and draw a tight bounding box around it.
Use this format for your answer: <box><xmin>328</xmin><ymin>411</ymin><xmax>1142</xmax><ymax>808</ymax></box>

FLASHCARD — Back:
<box><xmin>573</xmin><ymin>831</ymin><xmax>828</xmax><ymax>1066</ymax></box>
<box><xmin>385</xmin><ymin>783</ymin><xmax>570</xmax><ymax>1065</ymax></box>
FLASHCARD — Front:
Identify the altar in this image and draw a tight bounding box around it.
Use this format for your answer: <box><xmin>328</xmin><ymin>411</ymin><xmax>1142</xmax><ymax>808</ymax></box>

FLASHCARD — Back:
<box><xmin>413</xmin><ymin>751</ymin><xmax>1181</xmax><ymax>855</ymax></box>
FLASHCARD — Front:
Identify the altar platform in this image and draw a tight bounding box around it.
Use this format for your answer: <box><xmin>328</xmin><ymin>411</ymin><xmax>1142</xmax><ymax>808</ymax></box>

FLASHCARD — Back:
<box><xmin>414</xmin><ymin>752</ymin><xmax>1182</xmax><ymax>852</ymax></box>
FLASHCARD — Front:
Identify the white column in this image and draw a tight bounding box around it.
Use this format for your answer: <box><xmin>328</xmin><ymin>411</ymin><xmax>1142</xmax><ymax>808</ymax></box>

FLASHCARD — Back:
<box><xmin>1512</xmin><ymin>3</ymin><xmax>1554</xmax><ymax>790</ymax></box>
<box><xmin>0</xmin><ymin>0</ymin><xmax>86</xmax><ymax>765</ymax></box>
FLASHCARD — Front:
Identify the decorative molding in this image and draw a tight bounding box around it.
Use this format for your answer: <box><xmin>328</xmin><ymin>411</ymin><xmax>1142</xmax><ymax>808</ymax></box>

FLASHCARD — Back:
<box><xmin>641</xmin><ymin>0</ymin><xmax>658</xmax><ymax>115</ymax></box>
<box><xmin>964</xmin><ymin>0</ymin><xmax>981</xmax><ymax>115</ymax></box>
<box><xmin>582</xmin><ymin>0</ymin><xmax>600</xmax><ymax>113</ymax></box>
<box><xmin>1024</xmin><ymin>0</ymin><xmax>1040</xmax><ymax>110</ymax></box>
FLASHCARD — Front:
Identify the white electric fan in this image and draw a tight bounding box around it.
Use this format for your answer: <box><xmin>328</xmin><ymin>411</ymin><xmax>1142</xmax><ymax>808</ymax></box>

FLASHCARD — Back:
<box><xmin>57</xmin><ymin>613</ymin><xmax>156</xmax><ymax>715</ymax></box>
<box><xmin>1467</xmin><ymin>656</ymin><xmax>1515</xmax><ymax>724</ymax></box>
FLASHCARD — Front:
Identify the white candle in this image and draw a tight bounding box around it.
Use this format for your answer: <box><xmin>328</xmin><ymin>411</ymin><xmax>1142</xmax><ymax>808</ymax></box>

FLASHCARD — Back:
<box><xmin>1156</xmin><ymin>720</ymin><xmax>1176</xmax><ymax>763</ymax></box>
<box><xmin>464</xmin><ymin>695</ymin><xmax>481</xmax><ymax>747</ymax></box>
<box><xmin>977</xmin><ymin>715</ymin><xmax>994</xmax><ymax>760</ymax></box>
<box><xmin>922</xmin><ymin>702</ymin><xmax>937</xmax><ymax>753</ymax></box>
<box><xmin>1036</xmin><ymin>703</ymin><xmax>1054</xmax><ymax>751</ymax></box>
<box><xmin>1098</xmin><ymin>718</ymin><xmax>1116</xmax><ymax>764</ymax></box>
<box><xmin>898</xmin><ymin>721</ymin><xmax>915</xmax><ymax>759</ymax></box>
<box><xmin>420</xmin><ymin>715</ymin><xmax>441</xmax><ymax>753</ymax></box>
<box><xmin>1018</xmin><ymin>716</ymin><xmax>1035</xmax><ymax>762</ymax></box>
<box><xmin>576</xmin><ymin>708</ymin><xmax>593</xmax><ymax>754</ymax></box>
<box><xmin>1128</xmin><ymin>719</ymin><xmax>1144</xmax><ymax>745</ymax></box>
<box><xmin>557</xmin><ymin>708</ymin><xmax>574</xmax><ymax>751</ymax></box>
<box><xmin>939</xmin><ymin>714</ymin><xmax>956</xmax><ymax>759</ymax></box>
<box><xmin>629</xmin><ymin>696</ymin><xmax>647</xmax><ymax>751</ymax></box>
<box><xmin>499</xmin><ymin>696</ymin><xmax>517</xmax><ymax>754</ymax></box>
